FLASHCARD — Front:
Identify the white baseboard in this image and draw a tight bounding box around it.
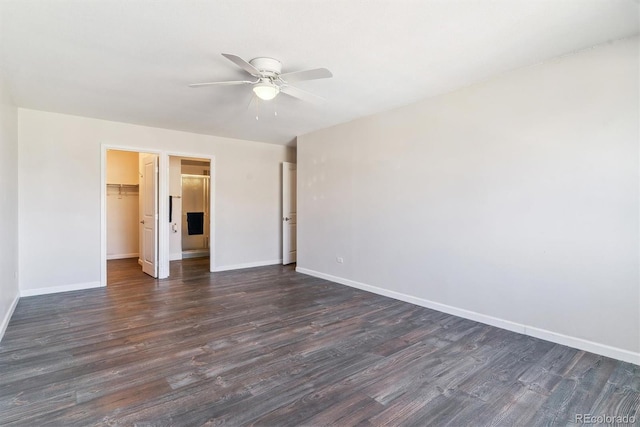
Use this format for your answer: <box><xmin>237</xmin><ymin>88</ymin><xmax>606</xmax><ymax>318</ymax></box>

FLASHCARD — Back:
<box><xmin>170</xmin><ymin>252</ymin><xmax>183</xmax><ymax>261</ymax></box>
<box><xmin>20</xmin><ymin>281</ymin><xmax>103</xmax><ymax>297</ymax></box>
<box><xmin>107</xmin><ymin>253</ymin><xmax>139</xmax><ymax>260</ymax></box>
<box><xmin>296</xmin><ymin>267</ymin><xmax>640</xmax><ymax>366</ymax></box>
<box><xmin>0</xmin><ymin>293</ymin><xmax>20</xmax><ymax>342</ymax></box>
<box><xmin>214</xmin><ymin>259</ymin><xmax>282</xmax><ymax>272</ymax></box>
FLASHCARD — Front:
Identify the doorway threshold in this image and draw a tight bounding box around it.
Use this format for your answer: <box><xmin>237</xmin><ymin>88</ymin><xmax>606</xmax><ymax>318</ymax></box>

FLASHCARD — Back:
<box><xmin>182</xmin><ymin>249</ymin><xmax>210</xmax><ymax>259</ymax></box>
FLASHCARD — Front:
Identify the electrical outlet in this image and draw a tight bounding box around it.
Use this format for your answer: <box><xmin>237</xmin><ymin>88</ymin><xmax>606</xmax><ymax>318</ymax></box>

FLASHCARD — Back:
<box><xmin>336</xmin><ymin>257</ymin><xmax>344</xmax><ymax>264</ymax></box>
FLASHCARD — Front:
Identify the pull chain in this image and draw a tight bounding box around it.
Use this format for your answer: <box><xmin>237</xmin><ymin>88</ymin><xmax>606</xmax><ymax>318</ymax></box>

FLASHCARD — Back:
<box><xmin>274</xmin><ymin>92</ymin><xmax>278</xmax><ymax>117</ymax></box>
<box><xmin>255</xmin><ymin>96</ymin><xmax>260</xmax><ymax>120</ymax></box>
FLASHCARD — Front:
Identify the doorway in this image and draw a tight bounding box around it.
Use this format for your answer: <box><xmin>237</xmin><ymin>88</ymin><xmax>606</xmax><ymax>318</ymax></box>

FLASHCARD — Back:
<box><xmin>282</xmin><ymin>162</ymin><xmax>297</xmax><ymax>265</ymax></box>
<box><xmin>102</xmin><ymin>146</ymin><xmax>216</xmax><ymax>286</ymax></box>
<box><xmin>181</xmin><ymin>173</ymin><xmax>210</xmax><ymax>258</ymax></box>
<box><xmin>106</xmin><ymin>149</ymin><xmax>159</xmax><ymax>282</ymax></box>
<box><xmin>169</xmin><ymin>156</ymin><xmax>212</xmax><ymax>261</ymax></box>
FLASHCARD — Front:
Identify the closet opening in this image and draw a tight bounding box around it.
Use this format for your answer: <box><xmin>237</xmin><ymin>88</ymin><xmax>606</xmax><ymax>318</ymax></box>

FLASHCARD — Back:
<box><xmin>106</xmin><ymin>149</ymin><xmax>159</xmax><ymax>283</ymax></box>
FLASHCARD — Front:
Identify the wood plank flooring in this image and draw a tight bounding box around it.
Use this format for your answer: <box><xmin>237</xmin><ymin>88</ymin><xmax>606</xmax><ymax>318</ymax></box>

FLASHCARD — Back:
<box><xmin>1</xmin><ymin>258</ymin><xmax>638</xmax><ymax>426</ymax></box>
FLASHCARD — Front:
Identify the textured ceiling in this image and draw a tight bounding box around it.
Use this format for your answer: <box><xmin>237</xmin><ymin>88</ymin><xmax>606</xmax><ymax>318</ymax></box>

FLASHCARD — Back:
<box><xmin>0</xmin><ymin>0</ymin><xmax>638</xmax><ymax>146</ymax></box>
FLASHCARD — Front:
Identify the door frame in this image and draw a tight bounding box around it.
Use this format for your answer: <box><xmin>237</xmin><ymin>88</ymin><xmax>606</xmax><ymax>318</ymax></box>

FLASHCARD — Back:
<box><xmin>101</xmin><ymin>145</ymin><xmax>216</xmax><ymax>286</ymax></box>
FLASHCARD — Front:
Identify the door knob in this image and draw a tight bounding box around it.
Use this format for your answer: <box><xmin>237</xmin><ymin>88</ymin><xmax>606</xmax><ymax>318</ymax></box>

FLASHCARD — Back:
<box><xmin>140</xmin><ymin>220</ymin><xmax>145</xmax><ymax>224</ymax></box>
<box><xmin>283</xmin><ymin>217</ymin><xmax>290</xmax><ymax>221</ymax></box>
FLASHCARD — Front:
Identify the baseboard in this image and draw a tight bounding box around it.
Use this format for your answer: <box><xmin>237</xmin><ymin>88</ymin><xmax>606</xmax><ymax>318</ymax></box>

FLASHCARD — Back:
<box><xmin>296</xmin><ymin>267</ymin><xmax>640</xmax><ymax>366</ymax></box>
<box><xmin>20</xmin><ymin>281</ymin><xmax>103</xmax><ymax>297</ymax></box>
<box><xmin>170</xmin><ymin>252</ymin><xmax>183</xmax><ymax>261</ymax></box>
<box><xmin>107</xmin><ymin>253</ymin><xmax>139</xmax><ymax>260</ymax></box>
<box><xmin>214</xmin><ymin>259</ymin><xmax>282</xmax><ymax>272</ymax></box>
<box><xmin>0</xmin><ymin>293</ymin><xmax>20</xmax><ymax>342</ymax></box>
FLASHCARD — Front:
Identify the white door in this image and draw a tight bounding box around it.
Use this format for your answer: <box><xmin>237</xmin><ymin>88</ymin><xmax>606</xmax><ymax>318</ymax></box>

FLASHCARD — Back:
<box><xmin>282</xmin><ymin>162</ymin><xmax>297</xmax><ymax>265</ymax></box>
<box><xmin>140</xmin><ymin>154</ymin><xmax>158</xmax><ymax>277</ymax></box>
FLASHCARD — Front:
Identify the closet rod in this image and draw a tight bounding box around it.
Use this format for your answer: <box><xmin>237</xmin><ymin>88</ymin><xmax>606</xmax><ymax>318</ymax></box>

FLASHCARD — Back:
<box><xmin>106</xmin><ymin>184</ymin><xmax>139</xmax><ymax>190</ymax></box>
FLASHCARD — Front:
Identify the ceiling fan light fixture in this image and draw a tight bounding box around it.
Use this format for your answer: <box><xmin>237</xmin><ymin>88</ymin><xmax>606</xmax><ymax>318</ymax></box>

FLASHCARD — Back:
<box><xmin>253</xmin><ymin>82</ymin><xmax>279</xmax><ymax>100</ymax></box>
<box><xmin>190</xmin><ymin>54</ymin><xmax>332</xmax><ymax>104</ymax></box>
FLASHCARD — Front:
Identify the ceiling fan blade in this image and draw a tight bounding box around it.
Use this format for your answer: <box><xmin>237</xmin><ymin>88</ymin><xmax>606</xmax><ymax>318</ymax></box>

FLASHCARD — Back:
<box><xmin>279</xmin><ymin>68</ymin><xmax>332</xmax><ymax>84</ymax></box>
<box><xmin>188</xmin><ymin>80</ymin><xmax>254</xmax><ymax>87</ymax></box>
<box><xmin>280</xmin><ymin>85</ymin><xmax>326</xmax><ymax>103</ymax></box>
<box><xmin>222</xmin><ymin>53</ymin><xmax>261</xmax><ymax>77</ymax></box>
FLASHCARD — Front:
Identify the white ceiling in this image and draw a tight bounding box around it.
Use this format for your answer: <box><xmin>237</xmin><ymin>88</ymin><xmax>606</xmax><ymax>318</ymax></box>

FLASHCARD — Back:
<box><xmin>0</xmin><ymin>1</ymin><xmax>638</xmax><ymax>146</ymax></box>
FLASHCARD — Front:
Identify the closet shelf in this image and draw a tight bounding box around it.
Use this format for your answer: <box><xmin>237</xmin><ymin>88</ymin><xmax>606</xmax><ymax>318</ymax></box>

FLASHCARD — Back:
<box><xmin>107</xmin><ymin>183</ymin><xmax>139</xmax><ymax>197</ymax></box>
<box><xmin>107</xmin><ymin>183</ymin><xmax>139</xmax><ymax>189</ymax></box>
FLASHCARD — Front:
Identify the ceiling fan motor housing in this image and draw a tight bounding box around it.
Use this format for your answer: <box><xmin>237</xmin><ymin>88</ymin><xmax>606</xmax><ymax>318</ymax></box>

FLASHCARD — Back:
<box><xmin>249</xmin><ymin>57</ymin><xmax>282</xmax><ymax>77</ymax></box>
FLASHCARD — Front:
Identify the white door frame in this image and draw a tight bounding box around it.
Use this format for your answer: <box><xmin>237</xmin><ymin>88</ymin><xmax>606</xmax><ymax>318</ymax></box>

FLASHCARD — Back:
<box><xmin>165</xmin><ymin>151</ymin><xmax>215</xmax><ymax>273</ymax></box>
<box><xmin>102</xmin><ymin>145</ymin><xmax>216</xmax><ymax>286</ymax></box>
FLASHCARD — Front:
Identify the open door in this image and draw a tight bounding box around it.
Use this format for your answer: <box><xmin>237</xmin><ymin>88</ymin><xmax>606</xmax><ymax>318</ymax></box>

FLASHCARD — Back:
<box><xmin>282</xmin><ymin>162</ymin><xmax>297</xmax><ymax>265</ymax></box>
<box><xmin>141</xmin><ymin>153</ymin><xmax>158</xmax><ymax>277</ymax></box>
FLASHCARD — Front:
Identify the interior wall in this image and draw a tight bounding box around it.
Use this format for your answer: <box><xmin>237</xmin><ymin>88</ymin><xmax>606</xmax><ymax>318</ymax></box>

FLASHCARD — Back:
<box><xmin>107</xmin><ymin>149</ymin><xmax>139</xmax><ymax>184</ymax></box>
<box><xmin>18</xmin><ymin>110</ymin><xmax>295</xmax><ymax>294</ymax></box>
<box><xmin>0</xmin><ymin>75</ymin><xmax>20</xmax><ymax>340</ymax></box>
<box><xmin>106</xmin><ymin>150</ymin><xmax>140</xmax><ymax>259</ymax></box>
<box><xmin>297</xmin><ymin>37</ymin><xmax>639</xmax><ymax>361</ymax></box>
<box><xmin>169</xmin><ymin>156</ymin><xmax>183</xmax><ymax>260</ymax></box>
<box><xmin>182</xmin><ymin>162</ymin><xmax>210</xmax><ymax>176</ymax></box>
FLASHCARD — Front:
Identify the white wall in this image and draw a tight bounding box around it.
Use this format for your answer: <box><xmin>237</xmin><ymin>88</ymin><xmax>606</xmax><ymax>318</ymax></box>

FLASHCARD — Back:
<box><xmin>106</xmin><ymin>150</ymin><xmax>140</xmax><ymax>259</ymax></box>
<box><xmin>0</xmin><ymin>75</ymin><xmax>20</xmax><ymax>340</ymax></box>
<box><xmin>18</xmin><ymin>110</ymin><xmax>295</xmax><ymax>294</ymax></box>
<box><xmin>169</xmin><ymin>156</ymin><xmax>183</xmax><ymax>260</ymax></box>
<box><xmin>298</xmin><ymin>37</ymin><xmax>639</xmax><ymax>363</ymax></box>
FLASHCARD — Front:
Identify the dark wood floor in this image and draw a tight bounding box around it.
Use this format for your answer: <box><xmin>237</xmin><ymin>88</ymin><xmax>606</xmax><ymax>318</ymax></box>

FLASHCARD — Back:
<box><xmin>1</xmin><ymin>258</ymin><xmax>638</xmax><ymax>426</ymax></box>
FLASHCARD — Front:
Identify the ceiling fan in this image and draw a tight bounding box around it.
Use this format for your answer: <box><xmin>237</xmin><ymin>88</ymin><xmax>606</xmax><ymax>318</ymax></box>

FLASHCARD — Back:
<box><xmin>189</xmin><ymin>53</ymin><xmax>332</xmax><ymax>103</ymax></box>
